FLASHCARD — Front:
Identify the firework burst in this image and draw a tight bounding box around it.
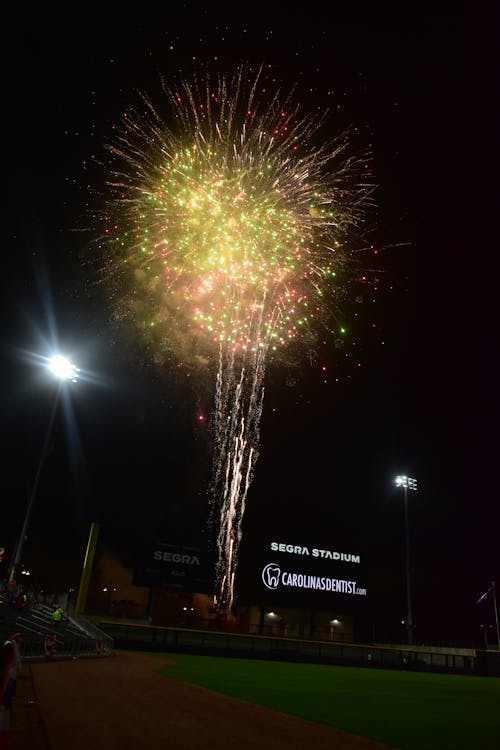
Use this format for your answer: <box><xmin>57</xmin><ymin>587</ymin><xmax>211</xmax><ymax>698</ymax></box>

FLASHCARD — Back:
<box><xmin>96</xmin><ymin>62</ymin><xmax>376</xmax><ymax>611</ymax></box>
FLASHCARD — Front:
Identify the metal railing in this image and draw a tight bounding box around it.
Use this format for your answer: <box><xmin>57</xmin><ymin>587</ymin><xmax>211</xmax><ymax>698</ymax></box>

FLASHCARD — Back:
<box><xmin>1</xmin><ymin>600</ymin><xmax>114</xmax><ymax>661</ymax></box>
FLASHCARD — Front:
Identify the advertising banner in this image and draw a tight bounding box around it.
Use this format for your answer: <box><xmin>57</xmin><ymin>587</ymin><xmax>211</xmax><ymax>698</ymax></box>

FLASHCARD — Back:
<box><xmin>133</xmin><ymin>541</ymin><xmax>210</xmax><ymax>592</ymax></box>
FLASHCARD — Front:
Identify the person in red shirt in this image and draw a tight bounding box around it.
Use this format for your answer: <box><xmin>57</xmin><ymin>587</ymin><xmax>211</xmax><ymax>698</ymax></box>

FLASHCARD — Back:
<box><xmin>0</xmin><ymin>633</ymin><xmax>22</xmax><ymax>748</ymax></box>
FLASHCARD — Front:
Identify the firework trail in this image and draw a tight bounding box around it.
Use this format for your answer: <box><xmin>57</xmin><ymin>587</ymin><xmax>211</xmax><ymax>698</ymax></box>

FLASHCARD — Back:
<box><xmin>96</xmin><ymin>63</ymin><xmax>375</xmax><ymax>611</ymax></box>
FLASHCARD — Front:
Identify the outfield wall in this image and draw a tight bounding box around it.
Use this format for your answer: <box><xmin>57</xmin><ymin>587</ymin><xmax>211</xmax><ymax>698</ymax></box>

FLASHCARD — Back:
<box><xmin>93</xmin><ymin>618</ymin><xmax>500</xmax><ymax>676</ymax></box>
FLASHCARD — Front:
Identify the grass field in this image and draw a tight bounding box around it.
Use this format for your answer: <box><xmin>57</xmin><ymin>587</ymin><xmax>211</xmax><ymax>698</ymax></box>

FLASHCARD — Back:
<box><xmin>154</xmin><ymin>653</ymin><xmax>500</xmax><ymax>750</ymax></box>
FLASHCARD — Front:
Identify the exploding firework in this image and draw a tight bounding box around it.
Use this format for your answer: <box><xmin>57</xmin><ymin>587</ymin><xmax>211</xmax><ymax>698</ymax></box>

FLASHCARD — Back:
<box><xmin>96</xmin><ymin>63</ymin><xmax>375</xmax><ymax>611</ymax></box>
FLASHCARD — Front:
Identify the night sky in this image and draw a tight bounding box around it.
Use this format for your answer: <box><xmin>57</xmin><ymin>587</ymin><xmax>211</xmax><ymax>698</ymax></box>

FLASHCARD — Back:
<box><xmin>2</xmin><ymin>7</ymin><xmax>494</xmax><ymax>644</ymax></box>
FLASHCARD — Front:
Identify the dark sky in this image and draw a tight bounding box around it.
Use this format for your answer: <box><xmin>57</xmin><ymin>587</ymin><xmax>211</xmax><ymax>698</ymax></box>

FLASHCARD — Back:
<box><xmin>2</xmin><ymin>7</ymin><xmax>494</xmax><ymax>643</ymax></box>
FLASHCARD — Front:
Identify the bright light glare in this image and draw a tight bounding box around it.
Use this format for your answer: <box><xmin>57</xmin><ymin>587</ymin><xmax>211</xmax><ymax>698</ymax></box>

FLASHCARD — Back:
<box><xmin>48</xmin><ymin>355</ymin><xmax>79</xmax><ymax>382</ymax></box>
<box><xmin>395</xmin><ymin>475</ymin><xmax>417</xmax><ymax>490</ymax></box>
<box><xmin>265</xmin><ymin>611</ymin><xmax>281</xmax><ymax>620</ymax></box>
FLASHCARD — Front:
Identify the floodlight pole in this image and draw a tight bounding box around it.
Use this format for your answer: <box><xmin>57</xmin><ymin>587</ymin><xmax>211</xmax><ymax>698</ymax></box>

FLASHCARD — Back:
<box><xmin>8</xmin><ymin>354</ymin><xmax>79</xmax><ymax>586</ymax></box>
<box><xmin>395</xmin><ymin>475</ymin><xmax>417</xmax><ymax>646</ymax></box>
<box><xmin>8</xmin><ymin>383</ymin><xmax>62</xmax><ymax>585</ymax></box>
<box><xmin>403</xmin><ymin>482</ymin><xmax>413</xmax><ymax>645</ymax></box>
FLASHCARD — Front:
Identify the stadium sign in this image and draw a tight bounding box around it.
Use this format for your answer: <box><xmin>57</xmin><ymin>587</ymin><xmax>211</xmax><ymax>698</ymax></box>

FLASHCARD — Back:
<box><xmin>261</xmin><ymin>562</ymin><xmax>367</xmax><ymax>597</ymax></box>
<box><xmin>270</xmin><ymin>541</ymin><xmax>360</xmax><ymax>563</ymax></box>
<box><xmin>133</xmin><ymin>541</ymin><xmax>208</xmax><ymax>591</ymax></box>
<box><xmin>153</xmin><ymin>550</ymin><xmax>200</xmax><ymax>565</ymax></box>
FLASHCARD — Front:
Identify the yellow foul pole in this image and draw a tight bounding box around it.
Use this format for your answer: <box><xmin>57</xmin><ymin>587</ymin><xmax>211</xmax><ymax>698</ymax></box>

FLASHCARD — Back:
<box><xmin>75</xmin><ymin>521</ymin><xmax>100</xmax><ymax>615</ymax></box>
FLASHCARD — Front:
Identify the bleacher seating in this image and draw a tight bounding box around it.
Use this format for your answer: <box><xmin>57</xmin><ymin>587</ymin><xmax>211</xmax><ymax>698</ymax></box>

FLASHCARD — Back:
<box><xmin>0</xmin><ymin>599</ymin><xmax>113</xmax><ymax>659</ymax></box>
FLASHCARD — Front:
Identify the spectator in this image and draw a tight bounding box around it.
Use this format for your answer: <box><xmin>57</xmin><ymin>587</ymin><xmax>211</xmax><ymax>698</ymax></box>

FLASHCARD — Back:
<box><xmin>7</xmin><ymin>582</ymin><xmax>18</xmax><ymax>606</ymax></box>
<box><xmin>12</xmin><ymin>593</ymin><xmax>24</xmax><ymax>611</ymax></box>
<box><xmin>52</xmin><ymin>606</ymin><xmax>64</xmax><ymax>626</ymax></box>
<box><xmin>0</xmin><ymin>633</ymin><xmax>22</xmax><ymax>746</ymax></box>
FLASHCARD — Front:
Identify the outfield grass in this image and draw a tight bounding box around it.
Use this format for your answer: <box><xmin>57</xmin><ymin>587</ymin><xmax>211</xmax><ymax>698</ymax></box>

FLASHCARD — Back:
<box><xmin>154</xmin><ymin>653</ymin><xmax>500</xmax><ymax>750</ymax></box>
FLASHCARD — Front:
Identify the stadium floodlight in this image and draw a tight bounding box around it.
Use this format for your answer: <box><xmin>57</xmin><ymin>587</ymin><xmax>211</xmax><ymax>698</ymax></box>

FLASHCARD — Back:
<box><xmin>48</xmin><ymin>354</ymin><xmax>80</xmax><ymax>382</ymax></box>
<box><xmin>394</xmin><ymin>474</ymin><xmax>418</xmax><ymax>646</ymax></box>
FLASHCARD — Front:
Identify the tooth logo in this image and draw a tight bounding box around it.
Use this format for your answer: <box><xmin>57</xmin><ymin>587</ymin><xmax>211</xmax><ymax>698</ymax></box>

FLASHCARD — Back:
<box><xmin>262</xmin><ymin>563</ymin><xmax>281</xmax><ymax>589</ymax></box>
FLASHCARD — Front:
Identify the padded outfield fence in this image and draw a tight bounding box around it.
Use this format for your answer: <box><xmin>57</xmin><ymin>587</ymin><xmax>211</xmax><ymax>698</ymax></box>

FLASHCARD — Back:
<box><xmin>92</xmin><ymin>618</ymin><xmax>500</xmax><ymax>676</ymax></box>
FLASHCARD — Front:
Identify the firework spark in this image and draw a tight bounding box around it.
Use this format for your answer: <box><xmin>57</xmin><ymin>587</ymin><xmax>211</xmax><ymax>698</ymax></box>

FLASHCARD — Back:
<box><xmin>96</xmin><ymin>63</ymin><xmax>375</xmax><ymax>611</ymax></box>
